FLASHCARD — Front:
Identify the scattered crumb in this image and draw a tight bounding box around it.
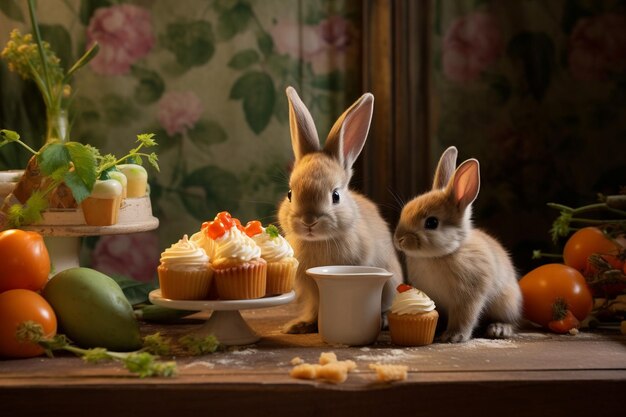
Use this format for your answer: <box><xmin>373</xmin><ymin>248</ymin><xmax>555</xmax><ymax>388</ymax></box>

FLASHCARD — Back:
<box><xmin>319</xmin><ymin>351</ymin><xmax>338</xmax><ymax>365</ymax></box>
<box><xmin>316</xmin><ymin>363</ymin><xmax>350</xmax><ymax>384</ymax></box>
<box><xmin>369</xmin><ymin>363</ymin><xmax>408</xmax><ymax>382</ymax></box>
<box><xmin>290</xmin><ymin>356</ymin><xmax>304</xmax><ymax>365</ymax></box>
<box><xmin>289</xmin><ymin>352</ymin><xmax>357</xmax><ymax>384</ymax></box>
<box><xmin>290</xmin><ymin>363</ymin><xmax>321</xmax><ymax>380</ymax></box>
<box><xmin>568</xmin><ymin>328</ymin><xmax>580</xmax><ymax>336</ymax></box>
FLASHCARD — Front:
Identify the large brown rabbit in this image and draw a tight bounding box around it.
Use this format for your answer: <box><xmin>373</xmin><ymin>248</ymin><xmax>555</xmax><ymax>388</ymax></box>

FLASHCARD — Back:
<box><xmin>394</xmin><ymin>146</ymin><xmax>522</xmax><ymax>343</ymax></box>
<box><xmin>278</xmin><ymin>86</ymin><xmax>404</xmax><ymax>334</ymax></box>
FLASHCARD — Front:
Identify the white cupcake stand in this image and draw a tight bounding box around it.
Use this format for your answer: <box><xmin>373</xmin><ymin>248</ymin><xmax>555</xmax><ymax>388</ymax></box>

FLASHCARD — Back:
<box><xmin>149</xmin><ymin>290</ymin><xmax>295</xmax><ymax>345</ymax></box>
<box><xmin>20</xmin><ymin>197</ymin><xmax>159</xmax><ymax>273</ymax></box>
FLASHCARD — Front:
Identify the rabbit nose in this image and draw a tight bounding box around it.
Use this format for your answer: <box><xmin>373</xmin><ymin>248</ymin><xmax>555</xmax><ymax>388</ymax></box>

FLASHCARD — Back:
<box><xmin>302</xmin><ymin>215</ymin><xmax>319</xmax><ymax>227</ymax></box>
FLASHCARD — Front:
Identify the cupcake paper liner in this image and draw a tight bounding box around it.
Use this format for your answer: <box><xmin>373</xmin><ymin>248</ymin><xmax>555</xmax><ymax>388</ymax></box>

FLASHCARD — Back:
<box><xmin>158</xmin><ymin>265</ymin><xmax>213</xmax><ymax>300</ymax></box>
<box><xmin>265</xmin><ymin>259</ymin><xmax>297</xmax><ymax>296</ymax></box>
<box><xmin>388</xmin><ymin>310</ymin><xmax>439</xmax><ymax>346</ymax></box>
<box><xmin>214</xmin><ymin>260</ymin><xmax>267</xmax><ymax>300</ymax></box>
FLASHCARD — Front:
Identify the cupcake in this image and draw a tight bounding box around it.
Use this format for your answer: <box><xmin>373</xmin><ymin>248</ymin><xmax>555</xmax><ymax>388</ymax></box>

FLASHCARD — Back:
<box><xmin>388</xmin><ymin>284</ymin><xmax>439</xmax><ymax>346</ymax></box>
<box><xmin>246</xmin><ymin>222</ymin><xmax>298</xmax><ymax>295</ymax></box>
<box><xmin>206</xmin><ymin>211</ymin><xmax>266</xmax><ymax>300</ymax></box>
<box><xmin>117</xmin><ymin>164</ymin><xmax>148</xmax><ymax>198</ymax></box>
<box><xmin>81</xmin><ymin>179</ymin><xmax>122</xmax><ymax>226</ymax></box>
<box><xmin>157</xmin><ymin>234</ymin><xmax>213</xmax><ymax>300</ymax></box>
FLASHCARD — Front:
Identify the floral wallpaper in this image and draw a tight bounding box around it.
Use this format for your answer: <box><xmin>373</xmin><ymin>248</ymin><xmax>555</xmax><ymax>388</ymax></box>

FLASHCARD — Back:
<box><xmin>0</xmin><ymin>0</ymin><xmax>361</xmax><ymax>283</ymax></box>
<box><xmin>431</xmin><ymin>0</ymin><xmax>626</xmax><ymax>272</ymax></box>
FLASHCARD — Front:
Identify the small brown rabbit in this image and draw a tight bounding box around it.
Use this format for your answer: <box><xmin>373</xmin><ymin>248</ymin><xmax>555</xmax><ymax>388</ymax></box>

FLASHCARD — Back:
<box><xmin>278</xmin><ymin>86</ymin><xmax>404</xmax><ymax>334</ymax></box>
<box><xmin>394</xmin><ymin>146</ymin><xmax>522</xmax><ymax>343</ymax></box>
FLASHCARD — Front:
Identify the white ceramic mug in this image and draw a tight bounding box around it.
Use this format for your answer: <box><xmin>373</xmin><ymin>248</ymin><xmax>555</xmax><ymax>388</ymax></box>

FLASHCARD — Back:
<box><xmin>307</xmin><ymin>265</ymin><xmax>393</xmax><ymax>346</ymax></box>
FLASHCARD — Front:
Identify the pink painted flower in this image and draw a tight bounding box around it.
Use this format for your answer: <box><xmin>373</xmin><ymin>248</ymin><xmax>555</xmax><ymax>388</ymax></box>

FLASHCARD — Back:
<box><xmin>568</xmin><ymin>14</ymin><xmax>626</xmax><ymax>81</ymax></box>
<box><xmin>271</xmin><ymin>16</ymin><xmax>355</xmax><ymax>72</ymax></box>
<box><xmin>442</xmin><ymin>12</ymin><xmax>503</xmax><ymax>83</ymax></box>
<box><xmin>91</xmin><ymin>232</ymin><xmax>160</xmax><ymax>283</ymax></box>
<box><xmin>157</xmin><ymin>91</ymin><xmax>203</xmax><ymax>136</ymax></box>
<box><xmin>86</xmin><ymin>4</ymin><xmax>155</xmax><ymax>75</ymax></box>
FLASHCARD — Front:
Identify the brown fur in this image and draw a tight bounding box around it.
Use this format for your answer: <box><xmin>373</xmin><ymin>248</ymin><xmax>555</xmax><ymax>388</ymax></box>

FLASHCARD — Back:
<box><xmin>394</xmin><ymin>147</ymin><xmax>522</xmax><ymax>343</ymax></box>
<box><xmin>279</xmin><ymin>87</ymin><xmax>404</xmax><ymax>334</ymax></box>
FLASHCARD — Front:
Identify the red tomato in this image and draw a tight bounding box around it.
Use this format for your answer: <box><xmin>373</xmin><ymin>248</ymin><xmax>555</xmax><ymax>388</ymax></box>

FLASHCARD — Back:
<box><xmin>0</xmin><ymin>229</ymin><xmax>50</xmax><ymax>293</ymax></box>
<box><xmin>563</xmin><ymin>227</ymin><xmax>622</xmax><ymax>273</ymax></box>
<box><xmin>0</xmin><ymin>289</ymin><xmax>57</xmax><ymax>358</ymax></box>
<box><xmin>548</xmin><ymin>310</ymin><xmax>580</xmax><ymax>334</ymax></box>
<box><xmin>519</xmin><ymin>263</ymin><xmax>593</xmax><ymax>328</ymax></box>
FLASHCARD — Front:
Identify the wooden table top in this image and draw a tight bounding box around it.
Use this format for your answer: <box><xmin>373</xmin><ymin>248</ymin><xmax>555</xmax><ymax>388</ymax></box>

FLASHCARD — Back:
<box><xmin>2</xmin><ymin>303</ymin><xmax>625</xmax><ymax>417</ymax></box>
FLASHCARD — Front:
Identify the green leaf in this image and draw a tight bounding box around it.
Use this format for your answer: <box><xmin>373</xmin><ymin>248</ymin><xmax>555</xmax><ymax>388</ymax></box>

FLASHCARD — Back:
<box><xmin>180</xmin><ymin>165</ymin><xmax>241</xmax><ymax>221</ymax></box>
<box><xmin>64</xmin><ymin>43</ymin><xmax>100</xmax><ymax>84</ymax></box>
<box><xmin>162</xmin><ymin>21</ymin><xmax>215</xmax><ymax>68</ymax></box>
<box><xmin>187</xmin><ymin>120</ymin><xmax>228</xmax><ymax>152</ymax></box>
<box><xmin>217</xmin><ymin>2</ymin><xmax>252</xmax><ymax>41</ymax></box>
<box><xmin>40</xmin><ymin>24</ymin><xmax>73</xmax><ymax>70</ymax></box>
<box><xmin>506</xmin><ymin>32</ymin><xmax>555</xmax><ymax>101</ymax></box>
<box><xmin>102</xmin><ymin>94</ymin><xmax>139</xmax><ymax>125</ymax></box>
<box><xmin>230</xmin><ymin>71</ymin><xmax>276</xmax><ymax>134</ymax></box>
<box><xmin>110</xmin><ymin>274</ymin><xmax>157</xmax><ymax>306</ymax></box>
<box><xmin>0</xmin><ymin>0</ymin><xmax>24</xmax><ymax>22</ymax></box>
<box><xmin>63</xmin><ymin>170</ymin><xmax>91</xmax><ymax>204</ymax></box>
<box><xmin>0</xmin><ymin>129</ymin><xmax>21</xmax><ymax>142</ymax></box>
<box><xmin>79</xmin><ymin>0</ymin><xmax>112</xmax><ymax>26</ymax></box>
<box><xmin>228</xmin><ymin>49</ymin><xmax>260</xmax><ymax>70</ymax></box>
<box><xmin>38</xmin><ymin>143</ymin><xmax>70</xmax><ymax>176</ymax></box>
<box><xmin>310</xmin><ymin>70</ymin><xmax>344</xmax><ymax>91</ymax></box>
<box><xmin>273</xmin><ymin>88</ymin><xmax>289</xmax><ymax>124</ymax></box>
<box><xmin>257</xmin><ymin>32</ymin><xmax>274</xmax><ymax>56</ymax></box>
<box><xmin>137</xmin><ymin>132</ymin><xmax>157</xmax><ymax>147</ymax></box>
<box><xmin>489</xmin><ymin>75</ymin><xmax>512</xmax><ymax>105</ymax></box>
<box><xmin>66</xmin><ymin>142</ymin><xmax>98</xmax><ymax>191</ymax></box>
<box><xmin>131</xmin><ymin>66</ymin><xmax>165</xmax><ymax>105</ymax></box>
<box><xmin>266</xmin><ymin>224</ymin><xmax>280</xmax><ymax>238</ymax></box>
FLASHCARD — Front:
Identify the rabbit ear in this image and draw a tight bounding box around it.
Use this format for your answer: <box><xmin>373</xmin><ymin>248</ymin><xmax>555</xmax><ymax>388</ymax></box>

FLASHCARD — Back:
<box><xmin>433</xmin><ymin>146</ymin><xmax>458</xmax><ymax>190</ymax></box>
<box><xmin>449</xmin><ymin>159</ymin><xmax>480</xmax><ymax>210</ymax></box>
<box><xmin>286</xmin><ymin>86</ymin><xmax>320</xmax><ymax>160</ymax></box>
<box><xmin>324</xmin><ymin>92</ymin><xmax>374</xmax><ymax>171</ymax></box>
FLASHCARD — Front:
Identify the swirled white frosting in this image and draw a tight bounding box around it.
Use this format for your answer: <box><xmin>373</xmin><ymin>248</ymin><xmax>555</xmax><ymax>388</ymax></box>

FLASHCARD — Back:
<box><xmin>160</xmin><ymin>234</ymin><xmax>210</xmax><ymax>271</ymax></box>
<box><xmin>252</xmin><ymin>227</ymin><xmax>294</xmax><ymax>263</ymax></box>
<box><xmin>391</xmin><ymin>288</ymin><xmax>436</xmax><ymax>315</ymax></box>
<box><xmin>190</xmin><ymin>230</ymin><xmax>216</xmax><ymax>258</ymax></box>
<box><xmin>213</xmin><ymin>226</ymin><xmax>261</xmax><ymax>262</ymax></box>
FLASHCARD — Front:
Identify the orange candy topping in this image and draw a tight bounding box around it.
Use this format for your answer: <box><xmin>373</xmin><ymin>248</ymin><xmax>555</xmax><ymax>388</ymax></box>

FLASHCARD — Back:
<box><xmin>396</xmin><ymin>284</ymin><xmax>413</xmax><ymax>293</ymax></box>
<box><xmin>244</xmin><ymin>220</ymin><xmax>263</xmax><ymax>237</ymax></box>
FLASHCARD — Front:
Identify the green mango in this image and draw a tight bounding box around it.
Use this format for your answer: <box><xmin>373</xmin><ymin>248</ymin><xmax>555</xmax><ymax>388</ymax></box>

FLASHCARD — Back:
<box><xmin>43</xmin><ymin>267</ymin><xmax>142</xmax><ymax>351</ymax></box>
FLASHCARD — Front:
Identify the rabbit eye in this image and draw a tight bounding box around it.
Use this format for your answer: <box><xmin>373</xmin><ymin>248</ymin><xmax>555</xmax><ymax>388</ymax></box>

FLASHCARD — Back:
<box><xmin>287</xmin><ymin>189</ymin><xmax>292</xmax><ymax>202</ymax></box>
<box><xmin>424</xmin><ymin>216</ymin><xmax>439</xmax><ymax>230</ymax></box>
<box><xmin>332</xmin><ymin>189</ymin><xmax>340</xmax><ymax>204</ymax></box>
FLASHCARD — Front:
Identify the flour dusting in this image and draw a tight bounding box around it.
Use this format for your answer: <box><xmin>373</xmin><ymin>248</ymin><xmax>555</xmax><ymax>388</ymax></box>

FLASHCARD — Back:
<box><xmin>457</xmin><ymin>338</ymin><xmax>517</xmax><ymax>349</ymax></box>
<box><xmin>354</xmin><ymin>348</ymin><xmax>411</xmax><ymax>362</ymax></box>
<box><xmin>184</xmin><ymin>361</ymin><xmax>215</xmax><ymax>369</ymax></box>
